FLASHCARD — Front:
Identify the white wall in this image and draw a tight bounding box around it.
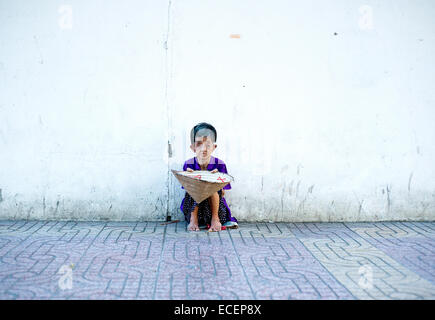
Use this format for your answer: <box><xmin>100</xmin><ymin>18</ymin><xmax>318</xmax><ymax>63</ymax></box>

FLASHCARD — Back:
<box><xmin>1</xmin><ymin>0</ymin><xmax>434</xmax><ymax>221</ymax></box>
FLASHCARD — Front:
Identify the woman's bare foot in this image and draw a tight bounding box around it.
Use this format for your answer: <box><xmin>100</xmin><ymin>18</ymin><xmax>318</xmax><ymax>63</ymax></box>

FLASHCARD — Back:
<box><xmin>210</xmin><ymin>217</ymin><xmax>222</xmax><ymax>232</ymax></box>
<box><xmin>188</xmin><ymin>206</ymin><xmax>199</xmax><ymax>231</ymax></box>
<box><xmin>188</xmin><ymin>220</ymin><xmax>199</xmax><ymax>231</ymax></box>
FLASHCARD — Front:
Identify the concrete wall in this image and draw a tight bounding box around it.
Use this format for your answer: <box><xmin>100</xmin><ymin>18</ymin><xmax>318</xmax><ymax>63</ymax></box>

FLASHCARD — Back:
<box><xmin>1</xmin><ymin>0</ymin><xmax>434</xmax><ymax>222</ymax></box>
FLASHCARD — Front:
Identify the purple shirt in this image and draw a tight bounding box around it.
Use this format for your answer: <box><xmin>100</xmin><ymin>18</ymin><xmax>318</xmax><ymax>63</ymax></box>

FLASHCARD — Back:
<box><xmin>179</xmin><ymin>156</ymin><xmax>237</xmax><ymax>222</ymax></box>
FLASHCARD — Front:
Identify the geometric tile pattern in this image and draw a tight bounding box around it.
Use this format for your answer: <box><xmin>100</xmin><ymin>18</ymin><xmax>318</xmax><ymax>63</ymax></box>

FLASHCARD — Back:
<box><xmin>0</xmin><ymin>220</ymin><xmax>434</xmax><ymax>299</ymax></box>
<box><xmin>291</xmin><ymin>222</ymin><xmax>435</xmax><ymax>299</ymax></box>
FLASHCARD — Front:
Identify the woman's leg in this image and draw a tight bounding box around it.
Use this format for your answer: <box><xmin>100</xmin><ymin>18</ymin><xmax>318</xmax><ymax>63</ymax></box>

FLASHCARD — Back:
<box><xmin>208</xmin><ymin>191</ymin><xmax>222</xmax><ymax>231</ymax></box>
<box><xmin>187</xmin><ymin>205</ymin><xmax>200</xmax><ymax>231</ymax></box>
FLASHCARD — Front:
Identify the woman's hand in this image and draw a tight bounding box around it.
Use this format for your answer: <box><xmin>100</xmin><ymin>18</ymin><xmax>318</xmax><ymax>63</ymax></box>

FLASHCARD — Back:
<box><xmin>186</xmin><ymin>168</ymin><xmax>194</xmax><ymax>172</ymax></box>
<box><xmin>210</xmin><ymin>169</ymin><xmax>226</xmax><ymax>196</ymax></box>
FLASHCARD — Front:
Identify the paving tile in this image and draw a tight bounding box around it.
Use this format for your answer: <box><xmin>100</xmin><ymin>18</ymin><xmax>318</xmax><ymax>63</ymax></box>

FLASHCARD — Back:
<box><xmin>0</xmin><ymin>220</ymin><xmax>434</xmax><ymax>299</ymax></box>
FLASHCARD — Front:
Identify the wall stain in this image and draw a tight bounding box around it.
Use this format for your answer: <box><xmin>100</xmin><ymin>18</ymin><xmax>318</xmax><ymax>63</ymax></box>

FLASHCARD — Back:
<box><xmin>308</xmin><ymin>185</ymin><xmax>315</xmax><ymax>194</ymax></box>
<box><xmin>420</xmin><ymin>201</ymin><xmax>430</xmax><ymax>215</ymax></box>
<box><xmin>27</xmin><ymin>207</ymin><xmax>34</xmax><ymax>219</ymax></box>
<box><xmin>296</xmin><ymin>180</ymin><xmax>301</xmax><ymax>197</ymax></box>
<box><xmin>281</xmin><ymin>183</ymin><xmax>286</xmax><ymax>218</ymax></box>
<box><xmin>386</xmin><ymin>184</ymin><xmax>392</xmax><ymax>212</ymax></box>
<box><xmin>54</xmin><ymin>200</ymin><xmax>60</xmax><ymax>215</ymax></box>
<box><xmin>408</xmin><ymin>172</ymin><xmax>413</xmax><ymax>192</ymax></box>
<box><xmin>288</xmin><ymin>180</ymin><xmax>294</xmax><ymax>196</ymax></box>
<box><xmin>296</xmin><ymin>164</ymin><xmax>303</xmax><ymax>175</ymax></box>
<box><xmin>358</xmin><ymin>199</ymin><xmax>364</xmax><ymax>215</ymax></box>
<box><xmin>168</xmin><ymin>141</ymin><xmax>173</xmax><ymax>158</ymax></box>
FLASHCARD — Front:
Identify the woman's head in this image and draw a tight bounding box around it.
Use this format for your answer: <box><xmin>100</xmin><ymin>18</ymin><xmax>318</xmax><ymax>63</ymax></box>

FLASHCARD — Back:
<box><xmin>190</xmin><ymin>122</ymin><xmax>217</xmax><ymax>163</ymax></box>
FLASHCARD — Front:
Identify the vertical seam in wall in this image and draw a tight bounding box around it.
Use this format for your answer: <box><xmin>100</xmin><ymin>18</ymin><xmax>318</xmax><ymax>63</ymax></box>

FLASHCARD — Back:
<box><xmin>165</xmin><ymin>0</ymin><xmax>173</xmax><ymax>221</ymax></box>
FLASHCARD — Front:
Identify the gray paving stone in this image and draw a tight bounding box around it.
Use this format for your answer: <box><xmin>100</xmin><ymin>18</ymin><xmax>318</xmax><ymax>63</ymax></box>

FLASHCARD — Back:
<box><xmin>0</xmin><ymin>220</ymin><xmax>434</xmax><ymax>299</ymax></box>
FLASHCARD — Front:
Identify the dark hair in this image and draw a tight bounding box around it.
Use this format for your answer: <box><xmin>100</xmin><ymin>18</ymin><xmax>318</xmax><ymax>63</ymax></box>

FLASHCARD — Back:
<box><xmin>190</xmin><ymin>122</ymin><xmax>217</xmax><ymax>145</ymax></box>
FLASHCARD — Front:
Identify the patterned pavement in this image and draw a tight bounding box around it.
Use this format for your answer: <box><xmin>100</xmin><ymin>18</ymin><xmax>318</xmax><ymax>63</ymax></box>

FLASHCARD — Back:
<box><xmin>0</xmin><ymin>220</ymin><xmax>434</xmax><ymax>299</ymax></box>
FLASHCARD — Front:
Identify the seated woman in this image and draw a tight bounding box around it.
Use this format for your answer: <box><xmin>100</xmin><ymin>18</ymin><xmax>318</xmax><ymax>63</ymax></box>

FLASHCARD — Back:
<box><xmin>180</xmin><ymin>122</ymin><xmax>238</xmax><ymax>232</ymax></box>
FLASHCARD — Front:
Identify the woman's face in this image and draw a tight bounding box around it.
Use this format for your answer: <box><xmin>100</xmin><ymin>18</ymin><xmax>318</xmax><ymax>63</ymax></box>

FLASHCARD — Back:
<box><xmin>190</xmin><ymin>135</ymin><xmax>216</xmax><ymax>163</ymax></box>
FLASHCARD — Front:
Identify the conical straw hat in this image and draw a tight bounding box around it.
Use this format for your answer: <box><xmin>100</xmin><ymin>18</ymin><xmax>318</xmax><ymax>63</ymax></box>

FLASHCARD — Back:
<box><xmin>171</xmin><ymin>169</ymin><xmax>234</xmax><ymax>204</ymax></box>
